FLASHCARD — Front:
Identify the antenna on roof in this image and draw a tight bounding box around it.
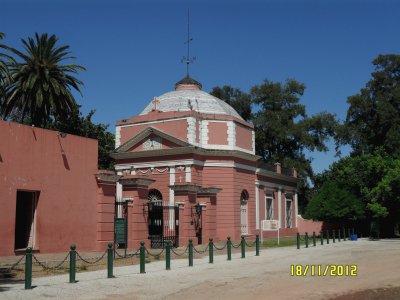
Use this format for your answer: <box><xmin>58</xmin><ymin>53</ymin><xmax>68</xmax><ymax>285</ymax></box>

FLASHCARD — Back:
<box><xmin>181</xmin><ymin>8</ymin><xmax>195</xmax><ymax>77</ymax></box>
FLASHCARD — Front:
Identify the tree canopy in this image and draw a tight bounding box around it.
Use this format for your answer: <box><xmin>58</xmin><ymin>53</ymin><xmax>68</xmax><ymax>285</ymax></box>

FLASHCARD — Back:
<box><xmin>210</xmin><ymin>79</ymin><xmax>338</xmax><ymax>212</ymax></box>
<box><xmin>337</xmin><ymin>54</ymin><xmax>400</xmax><ymax>157</ymax></box>
<box><xmin>306</xmin><ymin>150</ymin><xmax>400</xmax><ymax>236</ymax></box>
<box><xmin>1</xmin><ymin>33</ymin><xmax>85</xmax><ymax>127</ymax></box>
<box><xmin>210</xmin><ymin>85</ymin><xmax>252</xmax><ymax>121</ymax></box>
<box><xmin>1</xmin><ymin>32</ymin><xmax>114</xmax><ymax>169</ymax></box>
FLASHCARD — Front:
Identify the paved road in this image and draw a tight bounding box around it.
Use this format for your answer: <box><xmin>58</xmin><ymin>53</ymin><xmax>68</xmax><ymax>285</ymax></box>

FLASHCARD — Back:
<box><xmin>1</xmin><ymin>239</ymin><xmax>399</xmax><ymax>300</ymax></box>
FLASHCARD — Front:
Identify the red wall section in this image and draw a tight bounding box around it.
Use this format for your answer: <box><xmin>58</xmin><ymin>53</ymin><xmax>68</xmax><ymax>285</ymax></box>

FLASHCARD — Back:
<box><xmin>0</xmin><ymin>121</ymin><xmax>99</xmax><ymax>256</ymax></box>
<box><xmin>96</xmin><ymin>184</ymin><xmax>116</xmax><ymax>250</ymax></box>
<box><xmin>207</xmin><ymin>122</ymin><xmax>228</xmax><ymax>145</ymax></box>
<box><xmin>120</xmin><ymin>119</ymin><xmax>188</xmax><ymax>145</ymax></box>
<box><xmin>235</xmin><ymin>123</ymin><xmax>253</xmax><ymax>151</ymax></box>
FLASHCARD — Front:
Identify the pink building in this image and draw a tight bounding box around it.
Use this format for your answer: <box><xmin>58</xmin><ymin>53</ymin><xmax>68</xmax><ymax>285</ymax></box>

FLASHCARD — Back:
<box><xmin>0</xmin><ymin>76</ymin><xmax>300</xmax><ymax>256</ymax></box>
<box><xmin>111</xmin><ymin>76</ymin><xmax>299</xmax><ymax>248</ymax></box>
<box><xmin>0</xmin><ymin>121</ymin><xmax>115</xmax><ymax>256</ymax></box>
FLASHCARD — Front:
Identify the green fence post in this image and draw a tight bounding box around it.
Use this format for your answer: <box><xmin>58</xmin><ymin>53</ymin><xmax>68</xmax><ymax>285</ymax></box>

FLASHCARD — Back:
<box><xmin>107</xmin><ymin>243</ymin><xmax>114</xmax><ymax>278</ymax></box>
<box><xmin>305</xmin><ymin>232</ymin><xmax>309</xmax><ymax>248</ymax></box>
<box><xmin>189</xmin><ymin>239</ymin><xmax>193</xmax><ymax>267</ymax></box>
<box><xmin>296</xmin><ymin>232</ymin><xmax>300</xmax><ymax>249</ymax></box>
<box><xmin>241</xmin><ymin>236</ymin><xmax>245</xmax><ymax>258</ymax></box>
<box><xmin>312</xmin><ymin>232</ymin><xmax>316</xmax><ymax>247</ymax></box>
<box><xmin>140</xmin><ymin>241</ymin><xmax>145</xmax><ymax>274</ymax></box>
<box><xmin>166</xmin><ymin>241</ymin><xmax>171</xmax><ymax>270</ymax></box>
<box><xmin>256</xmin><ymin>235</ymin><xmax>260</xmax><ymax>256</ymax></box>
<box><xmin>209</xmin><ymin>238</ymin><xmax>214</xmax><ymax>264</ymax></box>
<box><xmin>320</xmin><ymin>231</ymin><xmax>323</xmax><ymax>245</ymax></box>
<box><xmin>332</xmin><ymin>230</ymin><xmax>336</xmax><ymax>243</ymax></box>
<box><xmin>343</xmin><ymin>227</ymin><xmax>346</xmax><ymax>241</ymax></box>
<box><xmin>25</xmin><ymin>247</ymin><xmax>32</xmax><ymax>289</ymax></box>
<box><xmin>227</xmin><ymin>237</ymin><xmax>232</xmax><ymax>261</ymax></box>
<box><xmin>69</xmin><ymin>244</ymin><xmax>76</xmax><ymax>283</ymax></box>
<box><xmin>326</xmin><ymin>230</ymin><xmax>330</xmax><ymax>244</ymax></box>
<box><xmin>338</xmin><ymin>229</ymin><xmax>341</xmax><ymax>242</ymax></box>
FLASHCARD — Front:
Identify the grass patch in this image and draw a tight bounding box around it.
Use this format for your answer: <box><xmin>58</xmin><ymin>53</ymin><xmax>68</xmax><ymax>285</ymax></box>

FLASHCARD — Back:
<box><xmin>262</xmin><ymin>237</ymin><xmax>297</xmax><ymax>248</ymax></box>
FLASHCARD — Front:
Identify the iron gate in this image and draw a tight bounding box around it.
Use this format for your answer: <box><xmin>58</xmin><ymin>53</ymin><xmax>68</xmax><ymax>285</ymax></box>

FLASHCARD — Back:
<box><xmin>148</xmin><ymin>202</ymin><xmax>179</xmax><ymax>248</ymax></box>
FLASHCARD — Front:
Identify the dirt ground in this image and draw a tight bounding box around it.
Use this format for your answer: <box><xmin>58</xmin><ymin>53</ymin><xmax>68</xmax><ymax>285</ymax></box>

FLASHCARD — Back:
<box><xmin>1</xmin><ymin>238</ymin><xmax>399</xmax><ymax>300</ymax></box>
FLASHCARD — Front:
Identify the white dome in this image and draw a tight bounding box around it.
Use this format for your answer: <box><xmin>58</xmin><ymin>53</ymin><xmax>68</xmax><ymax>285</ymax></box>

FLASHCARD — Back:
<box><xmin>140</xmin><ymin>89</ymin><xmax>243</xmax><ymax>120</ymax></box>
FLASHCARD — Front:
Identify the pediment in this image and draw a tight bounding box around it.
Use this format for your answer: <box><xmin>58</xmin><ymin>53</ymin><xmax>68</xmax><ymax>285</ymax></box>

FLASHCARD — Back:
<box><xmin>115</xmin><ymin>127</ymin><xmax>190</xmax><ymax>153</ymax></box>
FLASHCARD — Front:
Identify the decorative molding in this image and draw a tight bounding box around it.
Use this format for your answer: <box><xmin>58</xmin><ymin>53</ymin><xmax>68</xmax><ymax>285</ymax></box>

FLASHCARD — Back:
<box><xmin>187</xmin><ymin>117</ymin><xmax>196</xmax><ymax>145</ymax></box>
<box><xmin>118</xmin><ymin>117</ymin><xmax>189</xmax><ymax>128</ymax></box>
<box><xmin>143</xmin><ymin>136</ymin><xmax>162</xmax><ymax>150</ymax></box>
<box><xmin>115</xmin><ymin>126</ymin><xmax>190</xmax><ymax>153</ymax></box>
<box><xmin>115</xmin><ymin>126</ymin><xmax>121</xmax><ymax>148</ymax></box>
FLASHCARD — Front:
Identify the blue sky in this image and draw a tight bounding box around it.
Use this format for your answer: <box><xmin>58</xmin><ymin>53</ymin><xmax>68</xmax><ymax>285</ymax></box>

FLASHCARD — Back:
<box><xmin>2</xmin><ymin>0</ymin><xmax>400</xmax><ymax>173</ymax></box>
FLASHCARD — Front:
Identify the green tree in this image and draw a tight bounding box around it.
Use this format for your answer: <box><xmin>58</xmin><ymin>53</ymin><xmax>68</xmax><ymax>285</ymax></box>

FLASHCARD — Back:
<box><xmin>304</xmin><ymin>181</ymin><xmax>364</xmax><ymax>222</ymax></box>
<box><xmin>1</xmin><ymin>33</ymin><xmax>85</xmax><ymax>126</ymax></box>
<box><xmin>0</xmin><ymin>32</ymin><xmax>14</xmax><ymax>102</ymax></box>
<box><xmin>251</xmin><ymin>79</ymin><xmax>337</xmax><ymax>211</ymax></box>
<box><xmin>337</xmin><ymin>54</ymin><xmax>400</xmax><ymax>157</ymax></box>
<box><xmin>210</xmin><ymin>85</ymin><xmax>252</xmax><ymax>121</ymax></box>
<box><xmin>309</xmin><ymin>151</ymin><xmax>400</xmax><ymax>236</ymax></box>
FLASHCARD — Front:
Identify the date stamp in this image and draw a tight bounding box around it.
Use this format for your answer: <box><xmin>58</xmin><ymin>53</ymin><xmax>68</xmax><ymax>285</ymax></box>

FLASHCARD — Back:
<box><xmin>290</xmin><ymin>264</ymin><xmax>357</xmax><ymax>276</ymax></box>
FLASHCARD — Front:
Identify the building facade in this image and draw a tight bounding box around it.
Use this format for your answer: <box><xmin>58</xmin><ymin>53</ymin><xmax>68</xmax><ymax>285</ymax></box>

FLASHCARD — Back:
<box><xmin>0</xmin><ymin>121</ymin><xmax>115</xmax><ymax>256</ymax></box>
<box><xmin>111</xmin><ymin>76</ymin><xmax>299</xmax><ymax>248</ymax></box>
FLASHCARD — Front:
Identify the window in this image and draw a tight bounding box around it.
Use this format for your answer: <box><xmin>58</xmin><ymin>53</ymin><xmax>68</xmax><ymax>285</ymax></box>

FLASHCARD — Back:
<box><xmin>266</xmin><ymin>193</ymin><xmax>274</xmax><ymax>220</ymax></box>
<box><xmin>148</xmin><ymin>189</ymin><xmax>163</xmax><ymax>202</ymax></box>
<box><xmin>240</xmin><ymin>190</ymin><xmax>249</xmax><ymax>235</ymax></box>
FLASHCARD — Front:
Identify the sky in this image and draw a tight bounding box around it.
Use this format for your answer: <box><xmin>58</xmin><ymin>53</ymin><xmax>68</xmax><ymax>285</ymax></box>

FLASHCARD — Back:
<box><xmin>2</xmin><ymin>0</ymin><xmax>400</xmax><ymax>173</ymax></box>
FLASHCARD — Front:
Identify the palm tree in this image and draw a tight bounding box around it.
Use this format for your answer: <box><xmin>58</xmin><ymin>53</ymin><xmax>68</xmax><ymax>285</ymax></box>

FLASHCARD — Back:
<box><xmin>0</xmin><ymin>32</ymin><xmax>14</xmax><ymax>103</ymax></box>
<box><xmin>2</xmin><ymin>33</ymin><xmax>85</xmax><ymax>126</ymax></box>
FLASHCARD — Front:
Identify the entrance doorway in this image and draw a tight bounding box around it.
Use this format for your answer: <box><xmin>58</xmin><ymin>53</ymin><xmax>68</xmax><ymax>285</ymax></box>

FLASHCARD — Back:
<box><xmin>15</xmin><ymin>191</ymin><xmax>38</xmax><ymax>250</ymax></box>
<box><xmin>147</xmin><ymin>189</ymin><xmax>180</xmax><ymax>248</ymax></box>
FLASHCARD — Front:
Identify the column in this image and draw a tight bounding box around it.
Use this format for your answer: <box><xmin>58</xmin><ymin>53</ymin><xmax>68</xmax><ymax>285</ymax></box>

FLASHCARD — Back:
<box><xmin>294</xmin><ymin>191</ymin><xmax>298</xmax><ymax>228</ymax></box>
<box><xmin>169</xmin><ymin>167</ymin><xmax>175</xmax><ymax>229</ymax></box>
<box><xmin>255</xmin><ymin>183</ymin><xmax>260</xmax><ymax>230</ymax></box>
<box><xmin>278</xmin><ymin>188</ymin><xmax>282</xmax><ymax>229</ymax></box>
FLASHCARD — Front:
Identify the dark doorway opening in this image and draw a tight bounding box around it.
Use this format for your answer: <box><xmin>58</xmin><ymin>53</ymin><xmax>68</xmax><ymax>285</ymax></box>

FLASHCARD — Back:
<box><xmin>15</xmin><ymin>191</ymin><xmax>38</xmax><ymax>250</ymax></box>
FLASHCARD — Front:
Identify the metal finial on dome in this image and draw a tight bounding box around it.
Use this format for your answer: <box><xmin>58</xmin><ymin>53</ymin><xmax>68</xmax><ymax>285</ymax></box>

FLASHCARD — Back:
<box><xmin>181</xmin><ymin>8</ymin><xmax>196</xmax><ymax>77</ymax></box>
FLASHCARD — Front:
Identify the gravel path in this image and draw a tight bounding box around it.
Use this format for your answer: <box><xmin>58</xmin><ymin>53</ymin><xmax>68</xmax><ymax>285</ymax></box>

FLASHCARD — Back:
<box><xmin>1</xmin><ymin>238</ymin><xmax>399</xmax><ymax>300</ymax></box>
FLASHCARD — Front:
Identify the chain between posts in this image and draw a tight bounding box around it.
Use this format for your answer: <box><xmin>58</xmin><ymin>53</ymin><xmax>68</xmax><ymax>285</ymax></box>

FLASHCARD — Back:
<box><xmin>245</xmin><ymin>240</ymin><xmax>256</xmax><ymax>247</ymax></box>
<box><xmin>3</xmin><ymin>255</ymin><xmax>25</xmax><ymax>271</ymax></box>
<box><xmin>231</xmin><ymin>241</ymin><xmax>242</xmax><ymax>248</ymax></box>
<box><xmin>144</xmin><ymin>247</ymin><xmax>165</xmax><ymax>257</ymax></box>
<box><xmin>171</xmin><ymin>246</ymin><xmax>189</xmax><ymax>256</ymax></box>
<box><xmin>114</xmin><ymin>249</ymin><xmax>140</xmax><ymax>259</ymax></box>
<box><xmin>193</xmin><ymin>244</ymin><xmax>209</xmax><ymax>254</ymax></box>
<box><xmin>76</xmin><ymin>250</ymin><xmax>107</xmax><ymax>265</ymax></box>
<box><xmin>213</xmin><ymin>242</ymin><xmax>228</xmax><ymax>251</ymax></box>
<box><xmin>32</xmin><ymin>253</ymin><xmax>70</xmax><ymax>270</ymax></box>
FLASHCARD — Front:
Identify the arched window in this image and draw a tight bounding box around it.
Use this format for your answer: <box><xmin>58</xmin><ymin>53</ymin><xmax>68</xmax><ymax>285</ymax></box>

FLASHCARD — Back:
<box><xmin>148</xmin><ymin>189</ymin><xmax>163</xmax><ymax>202</ymax></box>
<box><xmin>240</xmin><ymin>190</ymin><xmax>249</xmax><ymax>235</ymax></box>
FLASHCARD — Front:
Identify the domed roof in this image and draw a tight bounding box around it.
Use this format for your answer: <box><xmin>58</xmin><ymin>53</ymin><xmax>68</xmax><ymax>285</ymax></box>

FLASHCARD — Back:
<box><xmin>140</xmin><ymin>76</ymin><xmax>243</xmax><ymax>120</ymax></box>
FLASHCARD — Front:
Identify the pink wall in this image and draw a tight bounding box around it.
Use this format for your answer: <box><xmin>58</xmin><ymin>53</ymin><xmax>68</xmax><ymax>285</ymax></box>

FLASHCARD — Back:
<box><xmin>0</xmin><ymin>121</ymin><xmax>102</xmax><ymax>256</ymax></box>
<box><xmin>120</xmin><ymin>119</ymin><xmax>188</xmax><ymax>145</ymax></box>
<box><xmin>207</xmin><ymin>122</ymin><xmax>228</xmax><ymax>145</ymax></box>
<box><xmin>96</xmin><ymin>184</ymin><xmax>115</xmax><ymax>250</ymax></box>
<box><xmin>235</xmin><ymin>123</ymin><xmax>253</xmax><ymax>151</ymax></box>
